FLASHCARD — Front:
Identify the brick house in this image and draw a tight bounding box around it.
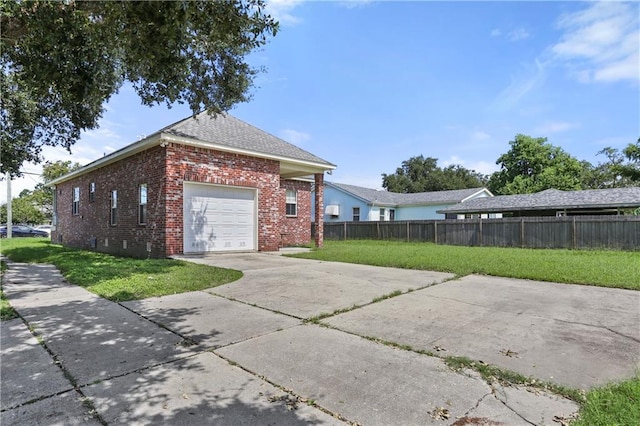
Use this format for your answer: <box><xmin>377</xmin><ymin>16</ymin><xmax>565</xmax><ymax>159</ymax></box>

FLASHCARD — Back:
<box><xmin>48</xmin><ymin>113</ymin><xmax>335</xmax><ymax>258</ymax></box>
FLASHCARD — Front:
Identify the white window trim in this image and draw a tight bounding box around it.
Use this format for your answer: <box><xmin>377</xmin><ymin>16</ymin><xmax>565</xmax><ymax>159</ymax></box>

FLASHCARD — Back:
<box><xmin>285</xmin><ymin>189</ymin><xmax>297</xmax><ymax>217</ymax></box>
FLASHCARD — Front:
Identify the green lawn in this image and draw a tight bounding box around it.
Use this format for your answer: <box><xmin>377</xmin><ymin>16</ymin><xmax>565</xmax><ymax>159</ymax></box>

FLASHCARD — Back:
<box><xmin>1</xmin><ymin>261</ymin><xmax>18</xmax><ymax>321</ymax></box>
<box><xmin>572</xmin><ymin>376</ymin><xmax>640</xmax><ymax>426</ymax></box>
<box><xmin>0</xmin><ymin>238</ymin><xmax>242</xmax><ymax>301</ymax></box>
<box><xmin>290</xmin><ymin>240</ymin><xmax>640</xmax><ymax>290</ymax></box>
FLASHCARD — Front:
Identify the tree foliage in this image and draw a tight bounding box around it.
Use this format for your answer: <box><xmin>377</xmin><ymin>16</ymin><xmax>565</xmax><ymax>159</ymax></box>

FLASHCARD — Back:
<box><xmin>487</xmin><ymin>134</ymin><xmax>583</xmax><ymax>195</ymax></box>
<box><xmin>382</xmin><ymin>155</ymin><xmax>486</xmax><ymax>193</ymax></box>
<box><xmin>580</xmin><ymin>143</ymin><xmax>640</xmax><ymax>189</ymax></box>
<box><xmin>1</xmin><ymin>160</ymin><xmax>82</xmax><ymax>224</ymax></box>
<box><xmin>1</xmin><ymin>0</ymin><xmax>278</xmax><ymax>177</ymax></box>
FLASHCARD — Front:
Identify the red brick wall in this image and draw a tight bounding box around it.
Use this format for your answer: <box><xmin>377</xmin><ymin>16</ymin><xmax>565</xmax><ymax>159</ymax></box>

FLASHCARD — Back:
<box><xmin>51</xmin><ymin>146</ymin><xmax>167</xmax><ymax>258</ymax></box>
<box><xmin>51</xmin><ymin>141</ymin><xmax>314</xmax><ymax>257</ymax></box>
<box><xmin>280</xmin><ymin>179</ymin><xmax>312</xmax><ymax>247</ymax></box>
<box><xmin>164</xmin><ymin>143</ymin><xmax>283</xmax><ymax>253</ymax></box>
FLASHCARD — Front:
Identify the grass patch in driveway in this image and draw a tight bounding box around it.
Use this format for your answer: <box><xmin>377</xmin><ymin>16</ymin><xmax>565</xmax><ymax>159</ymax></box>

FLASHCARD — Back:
<box><xmin>0</xmin><ymin>238</ymin><xmax>242</xmax><ymax>301</ymax></box>
<box><xmin>289</xmin><ymin>240</ymin><xmax>639</xmax><ymax>290</ymax></box>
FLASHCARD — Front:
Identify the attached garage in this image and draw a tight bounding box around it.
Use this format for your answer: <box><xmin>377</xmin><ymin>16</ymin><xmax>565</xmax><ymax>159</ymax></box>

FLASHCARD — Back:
<box><xmin>183</xmin><ymin>182</ymin><xmax>257</xmax><ymax>253</ymax></box>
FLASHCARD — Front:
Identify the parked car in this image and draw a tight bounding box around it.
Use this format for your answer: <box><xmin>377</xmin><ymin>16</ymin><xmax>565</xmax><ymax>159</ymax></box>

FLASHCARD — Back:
<box><xmin>0</xmin><ymin>225</ymin><xmax>49</xmax><ymax>238</ymax></box>
<box><xmin>35</xmin><ymin>224</ymin><xmax>52</xmax><ymax>236</ymax></box>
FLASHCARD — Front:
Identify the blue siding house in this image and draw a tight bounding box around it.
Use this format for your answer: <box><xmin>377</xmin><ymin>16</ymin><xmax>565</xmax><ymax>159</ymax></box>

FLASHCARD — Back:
<box><xmin>312</xmin><ymin>182</ymin><xmax>493</xmax><ymax>222</ymax></box>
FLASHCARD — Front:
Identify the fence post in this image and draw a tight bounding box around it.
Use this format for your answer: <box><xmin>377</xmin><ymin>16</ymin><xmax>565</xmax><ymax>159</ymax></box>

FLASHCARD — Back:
<box><xmin>344</xmin><ymin>222</ymin><xmax>347</xmax><ymax>240</ymax></box>
<box><xmin>479</xmin><ymin>217</ymin><xmax>483</xmax><ymax>246</ymax></box>
<box><xmin>572</xmin><ymin>216</ymin><xmax>576</xmax><ymax>249</ymax></box>
<box><xmin>406</xmin><ymin>221</ymin><xmax>410</xmax><ymax>242</ymax></box>
<box><xmin>434</xmin><ymin>221</ymin><xmax>438</xmax><ymax>244</ymax></box>
<box><xmin>377</xmin><ymin>221</ymin><xmax>380</xmax><ymax>239</ymax></box>
<box><xmin>520</xmin><ymin>218</ymin><xmax>525</xmax><ymax>248</ymax></box>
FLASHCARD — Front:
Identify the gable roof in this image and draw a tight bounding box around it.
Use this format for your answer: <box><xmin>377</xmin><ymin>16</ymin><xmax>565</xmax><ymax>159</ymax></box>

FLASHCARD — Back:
<box><xmin>437</xmin><ymin>187</ymin><xmax>640</xmax><ymax>214</ymax></box>
<box><xmin>163</xmin><ymin>112</ymin><xmax>334</xmax><ymax>166</ymax></box>
<box><xmin>327</xmin><ymin>182</ymin><xmax>491</xmax><ymax>207</ymax></box>
<box><xmin>49</xmin><ymin>112</ymin><xmax>335</xmax><ymax>185</ymax></box>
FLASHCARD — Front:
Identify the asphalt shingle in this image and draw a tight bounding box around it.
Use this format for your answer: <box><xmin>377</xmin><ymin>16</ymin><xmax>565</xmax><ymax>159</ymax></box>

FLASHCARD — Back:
<box><xmin>164</xmin><ymin>112</ymin><xmax>334</xmax><ymax>166</ymax></box>
<box><xmin>328</xmin><ymin>182</ymin><xmax>488</xmax><ymax>206</ymax></box>
<box><xmin>438</xmin><ymin>187</ymin><xmax>640</xmax><ymax>213</ymax></box>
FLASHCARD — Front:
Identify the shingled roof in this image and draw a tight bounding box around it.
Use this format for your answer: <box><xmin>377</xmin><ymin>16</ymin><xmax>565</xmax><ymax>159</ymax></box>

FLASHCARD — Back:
<box><xmin>48</xmin><ymin>112</ymin><xmax>335</xmax><ymax>186</ymax></box>
<box><xmin>437</xmin><ymin>187</ymin><xmax>640</xmax><ymax>214</ymax></box>
<box><xmin>163</xmin><ymin>112</ymin><xmax>334</xmax><ymax>167</ymax></box>
<box><xmin>328</xmin><ymin>182</ymin><xmax>490</xmax><ymax>206</ymax></box>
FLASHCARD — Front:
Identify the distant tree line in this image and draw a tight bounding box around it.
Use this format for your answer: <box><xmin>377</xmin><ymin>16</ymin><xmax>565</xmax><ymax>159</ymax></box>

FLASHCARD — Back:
<box><xmin>1</xmin><ymin>161</ymin><xmax>81</xmax><ymax>224</ymax></box>
<box><xmin>382</xmin><ymin>135</ymin><xmax>640</xmax><ymax>195</ymax></box>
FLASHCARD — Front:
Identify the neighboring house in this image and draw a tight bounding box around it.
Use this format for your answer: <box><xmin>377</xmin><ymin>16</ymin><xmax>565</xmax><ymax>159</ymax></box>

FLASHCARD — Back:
<box><xmin>437</xmin><ymin>187</ymin><xmax>640</xmax><ymax>217</ymax></box>
<box><xmin>48</xmin><ymin>112</ymin><xmax>336</xmax><ymax>258</ymax></box>
<box><xmin>312</xmin><ymin>182</ymin><xmax>493</xmax><ymax>222</ymax></box>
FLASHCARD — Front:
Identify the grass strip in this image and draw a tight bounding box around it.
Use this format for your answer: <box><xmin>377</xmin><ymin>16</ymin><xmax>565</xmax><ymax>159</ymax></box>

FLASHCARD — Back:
<box><xmin>1</xmin><ymin>260</ymin><xmax>19</xmax><ymax>321</ymax></box>
<box><xmin>290</xmin><ymin>240</ymin><xmax>640</xmax><ymax>290</ymax></box>
<box><xmin>444</xmin><ymin>356</ymin><xmax>585</xmax><ymax>402</ymax></box>
<box><xmin>0</xmin><ymin>238</ymin><xmax>242</xmax><ymax>301</ymax></box>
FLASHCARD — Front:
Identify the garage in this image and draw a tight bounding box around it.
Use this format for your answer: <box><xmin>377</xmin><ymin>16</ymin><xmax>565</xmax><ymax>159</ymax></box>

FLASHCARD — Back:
<box><xmin>183</xmin><ymin>182</ymin><xmax>257</xmax><ymax>253</ymax></box>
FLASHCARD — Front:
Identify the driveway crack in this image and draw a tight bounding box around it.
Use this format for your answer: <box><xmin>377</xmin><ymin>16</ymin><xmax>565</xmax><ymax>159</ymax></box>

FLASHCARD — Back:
<box><xmin>424</xmin><ymin>294</ymin><xmax>640</xmax><ymax>344</ymax></box>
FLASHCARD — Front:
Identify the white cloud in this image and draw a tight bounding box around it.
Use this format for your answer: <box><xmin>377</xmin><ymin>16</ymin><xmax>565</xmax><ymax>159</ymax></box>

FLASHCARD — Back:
<box><xmin>471</xmin><ymin>130</ymin><xmax>491</xmax><ymax>141</ymax></box>
<box><xmin>493</xmin><ymin>58</ymin><xmax>547</xmax><ymax>109</ymax></box>
<box><xmin>338</xmin><ymin>0</ymin><xmax>372</xmax><ymax>10</ymax></box>
<box><xmin>441</xmin><ymin>156</ymin><xmax>499</xmax><ymax>176</ymax></box>
<box><xmin>552</xmin><ymin>1</ymin><xmax>639</xmax><ymax>84</ymax></box>
<box><xmin>535</xmin><ymin>121</ymin><xmax>580</xmax><ymax>134</ymax></box>
<box><xmin>266</xmin><ymin>0</ymin><xmax>304</xmax><ymax>26</ymax></box>
<box><xmin>280</xmin><ymin>128</ymin><xmax>311</xmax><ymax>145</ymax></box>
<box><xmin>490</xmin><ymin>26</ymin><xmax>529</xmax><ymax>41</ymax></box>
<box><xmin>507</xmin><ymin>27</ymin><xmax>530</xmax><ymax>41</ymax></box>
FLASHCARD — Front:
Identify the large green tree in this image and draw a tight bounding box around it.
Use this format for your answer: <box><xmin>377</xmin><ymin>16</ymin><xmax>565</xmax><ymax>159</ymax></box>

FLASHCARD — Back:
<box><xmin>1</xmin><ymin>0</ymin><xmax>278</xmax><ymax>177</ymax></box>
<box><xmin>488</xmin><ymin>134</ymin><xmax>583</xmax><ymax>195</ymax></box>
<box><xmin>579</xmin><ymin>139</ymin><xmax>640</xmax><ymax>189</ymax></box>
<box><xmin>382</xmin><ymin>155</ymin><xmax>486</xmax><ymax>193</ymax></box>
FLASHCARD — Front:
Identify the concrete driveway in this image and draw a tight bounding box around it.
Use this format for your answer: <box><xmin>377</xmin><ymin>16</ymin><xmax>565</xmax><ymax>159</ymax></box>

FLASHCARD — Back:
<box><xmin>3</xmin><ymin>252</ymin><xmax>639</xmax><ymax>425</ymax></box>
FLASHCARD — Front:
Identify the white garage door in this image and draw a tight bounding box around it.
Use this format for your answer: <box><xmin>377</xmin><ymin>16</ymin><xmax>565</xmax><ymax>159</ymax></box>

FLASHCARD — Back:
<box><xmin>183</xmin><ymin>183</ymin><xmax>256</xmax><ymax>253</ymax></box>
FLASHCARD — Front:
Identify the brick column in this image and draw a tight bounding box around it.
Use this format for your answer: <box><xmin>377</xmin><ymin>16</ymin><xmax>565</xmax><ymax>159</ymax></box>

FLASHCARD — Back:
<box><xmin>314</xmin><ymin>173</ymin><xmax>324</xmax><ymax>248</ymax></box>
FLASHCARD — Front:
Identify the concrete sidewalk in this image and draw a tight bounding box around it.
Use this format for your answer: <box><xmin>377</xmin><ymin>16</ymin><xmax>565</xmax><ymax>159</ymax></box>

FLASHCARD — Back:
<box><xmin>0</xmin><ymin>257</ymin><xmax>594</xmax><ymax>425</ymax></box>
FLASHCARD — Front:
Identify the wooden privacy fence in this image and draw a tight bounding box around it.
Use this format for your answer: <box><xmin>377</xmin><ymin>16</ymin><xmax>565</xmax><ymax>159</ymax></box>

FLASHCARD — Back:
<box><xmin>313</xmin><ymin>216</ymin><xmax>640</xmax><ymax>250</ymax></box>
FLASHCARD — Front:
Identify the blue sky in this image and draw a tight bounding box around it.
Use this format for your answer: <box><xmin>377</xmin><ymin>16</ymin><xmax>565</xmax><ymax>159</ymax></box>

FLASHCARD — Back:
<box><xmin>3</xmin><ymin>0</ymin><xmax>639</xmax><ymax>202</ymax></box>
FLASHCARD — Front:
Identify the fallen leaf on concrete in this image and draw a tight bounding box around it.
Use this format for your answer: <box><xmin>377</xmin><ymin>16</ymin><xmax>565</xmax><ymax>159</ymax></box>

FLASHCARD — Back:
<box><xmin>433</xmin><ymin>345</ymin><xmax>447</xmax><ymax>352</ymax></box>
<box><xmin>499</xmin><ymin>349</ymin><xmax>519</xmax><ymax>358</ymax></box>
<box><xmin>552</xmin><ymin>413</ymin><xmax>578</xmax><ymax>426</ymax></box>
<box><xmin>428</xmin><ymin>406</ymin><xmax>450</xmax><ymax>421</ymax></box>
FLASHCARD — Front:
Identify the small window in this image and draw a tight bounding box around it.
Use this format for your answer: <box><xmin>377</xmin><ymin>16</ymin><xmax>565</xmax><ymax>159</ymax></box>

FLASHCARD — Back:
<box><xmin>285</xmin><ymin>189</ymin><xmax>297</xmax><ymax>216</ymax></box>
<box><xmin>379</xmin><ymin>208</ymin><xmax>385</xmax><ymax>221</ymax></box>
<box><xmin>89</xmin><ymin>182</ymin><xmax>95</xmax><ymax>202</ymax></box>
<box><xmin>352</xmin><ymin>207</ymin><xmax>360</xmax><ymax>222</ymax></box>
<box><xmin>72</xmin><ymin>187</ymin><xmax>80</xmax><ymax>215</ymax></box>
<box><xmin>390</xmin><ymin>209</ymin><xmax>395</xmax><ymax>221</ymax></box>
<box><xmin>139</xmin><ymin>184</ymin><xmax>147</xmax><ymax>224</ymax></box>
<box><xmin>110</xmin><ymin>190</ymin><xmax>117</xmax><ymax>225</ymax></box>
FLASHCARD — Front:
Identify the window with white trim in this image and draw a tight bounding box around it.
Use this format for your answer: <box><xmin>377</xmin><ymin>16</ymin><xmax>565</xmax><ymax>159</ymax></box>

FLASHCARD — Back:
<box><xmin>110</xmin><ymin>190</ymin><xmax>117</xmax><ymax>225</ymax></box>
<box><xmin>89</xmin><ymin>182</ymin><xmax>95</xmax><ymax>202</ymax></box>
<box><xmin>72</xmin><ymin>187</ymin><xmax>80</xmax><ymax>215</ymax></box>
<box><xmin>379</xmin><ymin>208</ymin><xmax>385</xmax><ymax>221</ymax></box>
<box><xmin>352</xmin><ymin>207</ymin><xmax>360</xmax><ymax>222</ymax></box>
<box><xmin>285</xmin><ymin>189</ymin><xmax>297</xmax><ymax>216</ymax></box>
<box><xmin>139</xmin><ymin>184</ymin><xmax>147</xmax><ymax>224</ymax></box>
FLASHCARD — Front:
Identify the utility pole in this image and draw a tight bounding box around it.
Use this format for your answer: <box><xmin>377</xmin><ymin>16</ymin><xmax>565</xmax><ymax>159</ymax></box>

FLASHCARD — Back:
<box><xmin>6</xmin><ymin>174</ymin><xmax>12</xmax><ymax>238</ymax></box>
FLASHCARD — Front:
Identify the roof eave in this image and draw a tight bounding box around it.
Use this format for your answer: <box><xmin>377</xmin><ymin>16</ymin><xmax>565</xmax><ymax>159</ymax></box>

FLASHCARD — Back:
<box><xmin>162</xmin><ymin>132</ymin><xmax>336</xmax><ymax>172</ymax></box>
